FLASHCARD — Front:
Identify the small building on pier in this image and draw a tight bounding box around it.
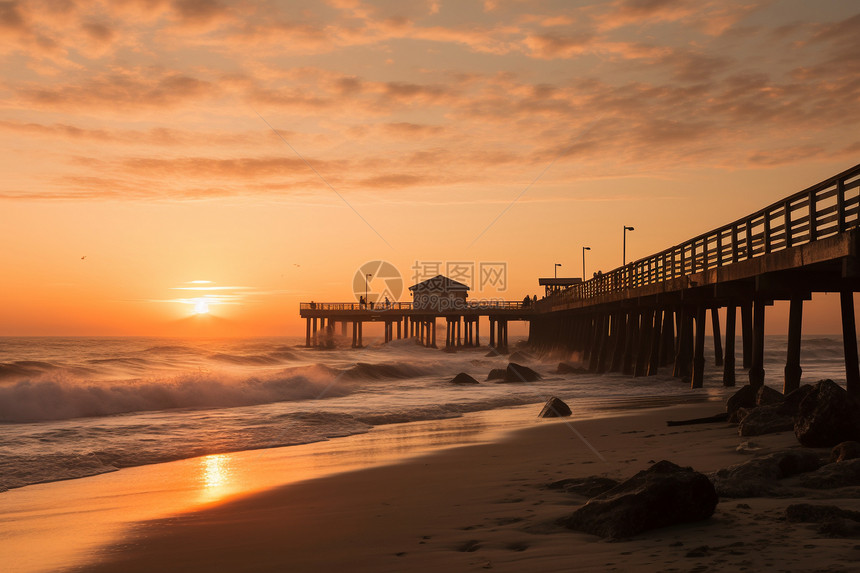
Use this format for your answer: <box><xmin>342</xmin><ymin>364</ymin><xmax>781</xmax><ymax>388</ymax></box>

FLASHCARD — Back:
<box><xmin>409</xmin><ymin>275</ymin><xmax>469</xmax><ymax>312</ymax></box>
<box><xmin>538</xmin><ymin>277</ymin><xmax>582</xmax><ymax>298</ymax></box>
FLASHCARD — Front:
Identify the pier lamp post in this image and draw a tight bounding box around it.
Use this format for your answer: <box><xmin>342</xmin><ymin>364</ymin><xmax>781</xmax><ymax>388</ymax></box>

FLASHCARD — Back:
<box><xmin>623</xmin><ymin>226</ymin><xmax>635</xmax><ymax>265</ymax></box>
<box><xmin>554</xmin><ymin>263</ymin><xmax>562</xmax><ymax>279</ymax></box>
<box><xmin>582</xmin><ymin>246</ymin><xmax>591</xmax><ymax>279</ymax></box>
<box><xmin>365</xmin><ymin>273</ymin><xmax>372</xmax><ymax>308</ymax></box>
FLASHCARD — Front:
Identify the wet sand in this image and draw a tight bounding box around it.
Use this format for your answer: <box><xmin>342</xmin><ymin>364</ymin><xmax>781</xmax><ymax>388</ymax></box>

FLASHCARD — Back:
<box><xmin>66</xmin><ymin>400</ymin><xmax>860</xmax><ymax>572</ymax></box>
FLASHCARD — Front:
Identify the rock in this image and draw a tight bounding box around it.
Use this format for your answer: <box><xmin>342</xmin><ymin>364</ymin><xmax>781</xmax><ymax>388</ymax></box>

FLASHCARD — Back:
<box><xmin>557</xmin><ymin>362</ymin><xmax>589</xmax><ymax>375</ymax></box>
<box><xmin>539</xmin><ymin>396</ymin><xmax>571</xmax><ymax>418</ymax></box>
<box><xmin>726</xmin><ymin>385</ymin><xmax>758</xmax><ymax>422</ymax></box>
<box><xmin>738</xmin><ymin>404</ymin><xmax>794</xmax><ymax>437</ymax></box>
<box><xmin>504</xmin><ymin>362</ymin><xmax>541</xmax><ymax>382</ymax></box>
<box><xmin>794</xmin><ymin>379</ymin><xmax>860</xmax><ymax>447</ymax></box>
<box><xmin>733</xmin><ymin>407</ymin><xmax>754</xmax><ymax>425</ymax></box>
<box><xmin>450</xmin><ymin>372</ymin><xmax>479</xmax><ymax>385</ymax></box>
<box><xmin>817</xmin><ymin>518</ymin><xmax>860</xmax><ymax>538</ymax></box>
<box><xmin>560</xmin><ymin>460</ymin><xmax>718</xmax><ymax>538</ymax></box>
<box><xmin>736</xmin><ymin>441</ymin><xmax>762</xmax><ymax>454</ymax></box>
<box><xmin>486</xmin><ymin>368</ymin><xmax>506</xmax><ymax>381</ymax></box>
<box><xmin>666</xmin><ymin>413</ymin><xmax>729</xmax><ymax>426</ymax></box>
<box><xmin>798</xmin><ymin>458</ymin><xmax>860</xmax><ymax>489</ymax></box>
<box><xmin>547</xmin><ymin>476</ymin><xmax>619</xmax><ymax>498</ymax></box>
<box><xmin>785</xmin><ymin>503</ymin><xmax>860</xmax><ymax>523</ymax></box>
<box><xmin>786</xmin><ymin>504</ymin><xmax>860</xmax><ymax>537</ymax></box>
<box><xmin>709</xmin><ymin>450</ymin><xmax>822</xmax><ymax>497</ymax></box>
<box><xmin>508</xmin><ymin>351</ymin><xmax>534</xmax><ymax>363</ymax></box>
<box><xmin>756</xmin><ymin>385</ymin><xmax>785</xmax><ymax>407</ymax></box>
<box><xmin>781</xmin><ymin>384</ymin><xmax>815</xmax><ymax>415</ymax></box>
<box><xmin>727</xmin><ymin>385</ymin><xmax>785</xmax><ymax>423</ymax></box>
<box><xmin>831</xmin><ymin>441</ymin><xmax>860</xmax><ymax>463</ymax></box>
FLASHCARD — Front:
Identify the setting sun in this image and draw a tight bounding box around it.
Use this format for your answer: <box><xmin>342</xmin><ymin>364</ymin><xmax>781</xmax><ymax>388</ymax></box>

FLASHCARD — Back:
<box><xmin>194</xmin><ymin>299</ymin><xmax>210</xmax><ymax>315</ymax></box>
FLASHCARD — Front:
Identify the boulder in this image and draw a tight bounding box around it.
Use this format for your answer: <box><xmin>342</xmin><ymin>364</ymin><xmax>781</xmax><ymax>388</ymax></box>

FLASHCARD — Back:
<box><xmin>756</xmin><ymin>385</ymin><xmax>785</xmax><ymax>407</ymax></box>
<box><xmin>450</xmin><ymin>372</ymin><xmax>479</xmax><ymax>385</ymax></box>
<box><xmin>780</xmin><ymin>384</ymin><xmax>816</xmax><ymax>416</ymax></box>
<box><xmin>798</xmin><ymin>458</ymin><xmax>860</xmax><ymax>489</ymax></box>
<box><xmin>726</xmin><ymin>385</ymin><xmax>758</xmax><ymax>422</ymax></box>
<box><xmin>557</xmin><ymin>362</ymin><xmax>589</xmax><ymax>375</ymax></box>
<box><xmin>486</xmin><ymin>368</ymin><xmax>507</xmax><ymax>381</ymax></box>
<box><xmin>547</xmin><ymin>476</ymin><xmax>619</xmax><ymax>498</ymax></box>
<box><xmin>831</xmin><ymin>441</ymin><xmax>860</xmax><ymax>463</ymax></box>
<box><xmin>560</xmin><ymin>460</ymin><xmax>717</xmax><ymax>538</ymax></box>
<box><xmin>733</xmin><ymin>407</ymin><xmax>754</xmax><ymax>425</ymax></box>
<box><xmin>508</xmin><ymin>351</ymin><xmax>534</xmax><ymax>363</ymax></box>
<box><xmin>786</xmin><ymin>503</ymin><xmax>860</xmax><ymax>523</ymax></box>
<box><xmin>786</xmin><ymin>504</ymin><xmax>860</xmax><ymax>537</ymax></box>
<box><xmin>539</xmin><ymin>396</ymin><xmax>571</xmax><ymax>418</ymax></box>
<box><xmin>727</xmin><ymin>385</ymin><xmax>786</xmax><ymax>423</ymax></box>
<box><xmin>737</xmin><ymin>404</ymin><xmax>794</xmax><ymax>437</ymax></box>
<box><xmin>794</xmin><ymin>380</ymin><xmax>860</xmax><ymax>447</ymax></box>
<box><xmin>709</xmin><ymin>450</ymin><xmax>822</xmax><ymax>498</ymax></box>
<box><xmin>504</xmin><ymin>362</ymin><xmax>541</xmax><ymax>382</ymax></box>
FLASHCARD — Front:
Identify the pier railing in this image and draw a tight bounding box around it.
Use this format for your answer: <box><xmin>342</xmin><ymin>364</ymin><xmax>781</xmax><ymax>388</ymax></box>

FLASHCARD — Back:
<box><xmin>553</xmin><ymin>163</ymin><xmax>860</xmax><ymax>303</ymax></box>
<box><xmin>300</xmin><ymin>301</ymin><xmax>532</xmax><ymax>311</ymax></box>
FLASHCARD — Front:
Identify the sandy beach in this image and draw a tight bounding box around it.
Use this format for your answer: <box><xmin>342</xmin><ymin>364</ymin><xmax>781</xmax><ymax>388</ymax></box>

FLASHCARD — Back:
<box><xmin>44</xmin><ymin>398</ymin><xmax>853</xmax><ymax>573</ymax></box>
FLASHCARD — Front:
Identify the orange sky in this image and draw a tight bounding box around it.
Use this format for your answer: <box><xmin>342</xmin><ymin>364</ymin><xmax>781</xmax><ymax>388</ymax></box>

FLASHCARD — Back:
<box><xmin>2</xmin><ymin>0</ymin><xmax>860</xmax><ymax>336</ymax></box>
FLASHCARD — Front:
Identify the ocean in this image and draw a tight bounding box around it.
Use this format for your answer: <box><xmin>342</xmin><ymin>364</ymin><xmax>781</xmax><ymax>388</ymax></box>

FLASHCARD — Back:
<box><xmin>0</xmin><ymin>334</ymin><xmax>850</xmax><ymax>493</ymax></box>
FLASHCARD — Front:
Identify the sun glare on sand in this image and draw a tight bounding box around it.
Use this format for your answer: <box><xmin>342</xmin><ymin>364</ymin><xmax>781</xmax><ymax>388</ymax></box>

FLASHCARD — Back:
<box><xmin>194</xmin><ymin>299</ymin><xmax>210</xmax><ymax>315</ymax></box>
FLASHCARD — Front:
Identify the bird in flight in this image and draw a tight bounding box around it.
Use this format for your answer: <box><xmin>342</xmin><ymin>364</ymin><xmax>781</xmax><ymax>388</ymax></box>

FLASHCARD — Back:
<box><xmin>81</xmin><ymin>256</ymin><xmax>87</xmax><ymax>260</ymax></box>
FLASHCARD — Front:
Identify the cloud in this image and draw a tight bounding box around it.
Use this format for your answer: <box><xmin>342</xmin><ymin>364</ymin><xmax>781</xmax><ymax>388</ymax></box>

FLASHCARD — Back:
<box><xmin>524</xmin><ymin>31</ymin><xmax>596</xmax><ymax>59</ymax></box>
<box><xmin>14</xmin><ymin>71</ymin><xmax>217</xmax><ymax>111</ymax></box>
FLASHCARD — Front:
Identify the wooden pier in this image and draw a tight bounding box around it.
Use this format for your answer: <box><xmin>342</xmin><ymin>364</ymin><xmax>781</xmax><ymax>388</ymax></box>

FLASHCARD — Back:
<box><xmin>299</xmin><ymin>163</ymin><xmax>860</xmax><ymax>393</ymax></box>
<box><xmin>529</xmin><ymin>162</ymin><xmax>860</xmax><ymax>394</ymax></box>
<box><xmin>299</xmin><ymin>301</ymin><xmax>533</xmax><ymax>352</ymax></box>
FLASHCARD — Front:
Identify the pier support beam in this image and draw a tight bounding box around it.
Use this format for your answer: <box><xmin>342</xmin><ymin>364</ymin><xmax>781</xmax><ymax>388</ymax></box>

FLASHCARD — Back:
<box><xmin>711</xmin><ymin>307</ymin><xmax>723</xmax><ymax>367</ymax></box>
<box><xmin>489</xmin><ymin>318</ymin><xmax>496</xmax><ymax>348</ymax></box>
<box><xmin>634</xmin><ymin>309</ymin><xmax>653</xmax><ymax>377</ymax></box>
<box><xmin>595</xmin><ymin>314</ymin><xmax>610</xmax><ymax>373</ymax></box>
<box><xmin>609</xmin><ymin>311</ymin><xmax>626</xmax><ymax>372</ymax></box>
<box><xmin>673</xmin><ymin>307</ymin><xmax>693</xmax><ymax>380</ymax></box>
<box><xmin>784</xmin><ymin>295</ymin><xmax>804</xmax><ymax>394</ymax></box>
<box><xmin>648</xmin><ymin>308</ymin><xmax>663</xmax><ymax>376</ymax></box>
<box><xmin>660</xmin><ymin>308</ymin><xmax>674</xmax><ymax>367</ymax></box>
<box><xmin>352</xmin><ymin>321</ymin><xmax>357</xmax><ymax>348</ymax></box>
<box><xmin>431</xmin><ymin>319</ymin><xmax>437</xmax><ymax>348</ymax></box>
<box><xmin>749</xmin><ymin>299</ymin><xmax>766</xmax><ymax>389</ymax></box>
<box><xmin>312</xmin><ymin>318</ymin><xmax>318</xmax><ymax>347</ymax></box>
<box><xmin>621</xmin><ymin>311</ymin><xmax>637</xmax><ymax>375</ymax></box>
<box><xmin>357</xmin><ymin>321</ymin><xmax>363</xmax><ymax>348</ymax></box>
<box><xmin>475</xmin><ymin>318</ymin><xmax>480</xmax><ymax>346</ymax></box>
<box><xmin>723</xmin><ymin>305</ymin><xmax>736</xmax><ymax>387</ymax></box>
<box><xmin>691</xmin><ymin>305</ymin><xmax>706</xmax><ymax>388</ymax></box>
<box><xmin>305</xmin><ymin>318</ymin><xmax>311</xmax><ymax>347</ymax></box>
<box><xmin>841</xmin><ymin>291</ymin><xmax>860</xmax><ymax>396</ymax></box>
<box><xmin>741</xmin><ymin>302</ymin><xmax>753</xmax><ymax>370</ymax></box>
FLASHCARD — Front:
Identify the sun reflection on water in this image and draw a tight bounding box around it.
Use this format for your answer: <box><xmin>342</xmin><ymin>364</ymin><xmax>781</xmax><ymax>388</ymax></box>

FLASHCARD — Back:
<box><xmin>199</xmin><ymin>454</ymin><xmax>233</xmax><ymax>502</ymax></box>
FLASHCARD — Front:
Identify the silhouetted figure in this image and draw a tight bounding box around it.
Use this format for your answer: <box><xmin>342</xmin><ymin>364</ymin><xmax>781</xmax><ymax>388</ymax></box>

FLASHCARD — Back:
<box><xmin>523</xmin><ymin>295</ymin><xmax>531</xmax><ymax>307</ymax></box>
<box><xmin>359</xmin><ymin>296</ymin><xmax>365</xmax><ymax>309</ymax></box>
<box><xmin>533</xmin><ymin>295</ymin><xmax>537</xmax><ymax>304</ymax></box>
<box><xmin>370</xmin><ymin>300</ymin><xmax>374</xmax><ymax>310</ymax></box>
<box><xmin>385</xmin><ymin>296</ymin><xmax>390</xmax><ymax>309</ymax></box>
<box><xmin>310</xmin><ymin>300</ymin><xmax>316</xmax><ymax>309</ymax></box>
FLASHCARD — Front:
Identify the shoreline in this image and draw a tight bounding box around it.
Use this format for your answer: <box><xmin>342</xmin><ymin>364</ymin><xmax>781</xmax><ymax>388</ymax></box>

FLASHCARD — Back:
<box><xmin>71</xmin><ymin>397</ymin><xmax>860</xmax><ymax>573</ymax></box>
<box><xmin>3</xmin><ymin>395</ymin><xmax>720</xmax><ymax>573</ymax></box>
